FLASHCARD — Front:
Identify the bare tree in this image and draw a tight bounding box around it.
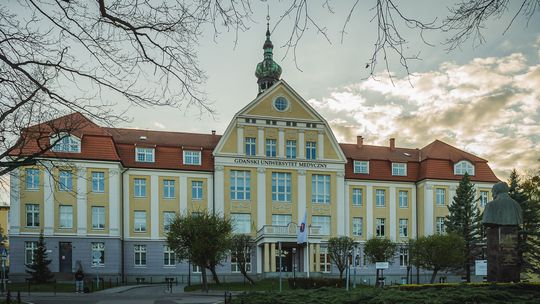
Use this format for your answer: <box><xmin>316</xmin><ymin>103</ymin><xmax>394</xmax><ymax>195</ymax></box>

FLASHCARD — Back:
<box><xmin>0</xmin><ymin>0</ymin><xmax>252</xmax><ymax>175</ymax></box>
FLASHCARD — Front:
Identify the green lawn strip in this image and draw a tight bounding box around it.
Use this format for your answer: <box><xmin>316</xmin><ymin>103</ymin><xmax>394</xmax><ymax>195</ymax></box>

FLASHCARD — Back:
<box><xmin>184</xmin><ymin>279</ymin><xmax>293</xmax><ymax>292</ymax></box>
<box><xmin>6</xmin><ymin>282</ymin><xmax>124</xmax><ymax>293</ymax></box>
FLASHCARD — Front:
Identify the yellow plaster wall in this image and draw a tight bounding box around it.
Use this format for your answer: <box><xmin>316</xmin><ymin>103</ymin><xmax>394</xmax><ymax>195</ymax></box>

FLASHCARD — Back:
<box><xmin>187</xmin><ymin>177</ymin><xmax>208</xmax><ymax>212</ymax></box>
<box><xmin>373</xmin><ymin>187</ymin><xmax>390</xmax><ymax>238</ymax></box>
<box><xmin>349</xmin><ymin>185</ymin><xmax>366</xmax><ymax>241</ymax></box>
<box><xmin>417</xmin><ymin>184</ymin><xmax>425</xmax><ymax>237</ymax></box>
<box><xmin>307</xmin><ymin>171</ymin><xmax>337</xmax><ymax>238</ymax></box>
<box><xmin>87</xmin><ymin>168</ymin><xmax>110</xmax><ymax>235</ymax></box>
<box><xmin>323</xmin><ymin>132</ymin><xmax>339</xmax><ymax>160</ymax></box>
<box><xmin>477</xmin><ymin>187</ymin><xmax>492</xmax><ymax>211</ymax></box>
<box><xmin>396</xmin><ymin>188</ymin><xmax>412</xmax><ymax>240</ymax></box>
<box><xmin>221</xmin><ymin>125</ymin><xmax>238</xmax><ymax>153</ymax></box>
<box><xmin>266</xmin><ymin>169</ymin><xmax>298</xmax><ymax>228</ymax></box>
<box><xmin>223</xmin><ymin>167</ymin><xmax>258</xmax><ymax>236</ymax></box>
<box><xmin>128</xmin><ymin>174</ymin><xmax>149</xmax><ymax>237</ymax></box>
<box><xmin>433</xmin><ymin>185</ymin><xmax>450</xmax><ymax>233</ymax></box>
<box><xmin>19</xmin><ymin>166</ymin><xmax>44</xmax><ymax>233</ymax></box>
<box><xmin>159</xmin><ymin>176</ymin><xmax>180</xmax><ymax>237</ymax></box>
<box><xmin>245</xmin><ymin>86</ymin><xmax>317</xmax><ymax>120</ymax></box>
<box><xmin>53</xmin><ymin>167</ymin><xmax>77</xmax><ymax>234</ymax></box>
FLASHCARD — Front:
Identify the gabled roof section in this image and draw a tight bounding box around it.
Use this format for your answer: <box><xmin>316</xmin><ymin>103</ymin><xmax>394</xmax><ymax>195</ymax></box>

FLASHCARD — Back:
<box><xmin>340</xmin><ymin>143</ymin><xmax>419</xmax><ymax>162</ymax></box>
<box><xmin>105</xmin><ymin>128</ymin><xmax>221</xmax><ymax>149</ymax></box>
<box><xmin>26</xmin><ymin>112</ymin><xmax>109</xmax><ymax>137</ymax></box>
<box><xmin>420</xmin><ymin>140</ymin><xmax>486</xmax><ymax>162</ymax></box>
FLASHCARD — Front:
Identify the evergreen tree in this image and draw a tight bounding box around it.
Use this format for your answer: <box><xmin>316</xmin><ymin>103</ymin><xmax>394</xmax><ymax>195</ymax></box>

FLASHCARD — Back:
<box><xmin>445</xmin><ymin>173</ymin><xmax>483</xmax><ymax>282</ymax></box>
<box><xmin>509</xmin><ymin>170</ymin><xmax>540</xmax><ymax>275</ymax></box>
<box><xmin>26</xmin><ymin>231</ymin><xmax>54</xmax><ymax>283</ymax></box>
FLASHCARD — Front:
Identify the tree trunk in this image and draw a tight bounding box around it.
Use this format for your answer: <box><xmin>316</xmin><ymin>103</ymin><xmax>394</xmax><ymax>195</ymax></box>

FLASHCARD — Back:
<box><xmin>240</xmin><ymin>266</ymin><xmax>255</xmax><ymax>285</ymax></box>
<box><xmin>201</xmin><ymin>266</ymin><xmax>208</xmax><ymax>292</ymax></box>
<box><xmin>430</xmin><ymin>268</ymin><xmax>439</xmax><ymax>284</ymax></box>
<box><xmin>209</xmin><ymin>265</ymin><xmax>220</xmax><ymax>284</ymax></box>
<box><xmin>339</xmin><ymin>266</ymin><xmax>344</xmax><ymax>279</ymax></box>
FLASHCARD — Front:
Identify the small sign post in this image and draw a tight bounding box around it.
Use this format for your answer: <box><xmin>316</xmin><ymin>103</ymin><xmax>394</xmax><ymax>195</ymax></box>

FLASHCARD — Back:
<box><xmin>375</xmin><ymin>262</ymin><xmax>389</xmax><ymax>288</ymax></box>
<box><xmin>475</xmin><ymin>260</ymin><xmax>487</xmax><ymax>276</ymax></box>
<box><xmin>92</xmin><ymin>251</ymin><xmax>101</xmax><ymax>289</ymax></box>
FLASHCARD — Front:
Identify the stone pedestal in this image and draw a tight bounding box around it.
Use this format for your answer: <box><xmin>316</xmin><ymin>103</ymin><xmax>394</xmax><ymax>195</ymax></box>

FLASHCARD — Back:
<box><xmin>486</xmin><ymin>226</ymin><xmax>520</xmax><ymax>282</ymax></box>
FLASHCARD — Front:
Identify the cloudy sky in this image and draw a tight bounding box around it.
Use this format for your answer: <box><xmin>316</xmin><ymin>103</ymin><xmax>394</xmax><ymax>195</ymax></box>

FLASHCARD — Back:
<box><xmin>119</xmin><ymin>1</ymin><xmax>540</xmax><ymax>180</ymax></box>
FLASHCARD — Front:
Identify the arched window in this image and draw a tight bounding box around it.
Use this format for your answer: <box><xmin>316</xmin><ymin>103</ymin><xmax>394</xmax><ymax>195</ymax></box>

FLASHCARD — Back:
<box><xmin>50</xmin><ymin>133</ymin><xmax>81</xmax><ymax>153</ymax></box>
<box><xmin>454</xmin><ymin>160</ymin><xmax>475</xmax><ymax>176</ymax></box>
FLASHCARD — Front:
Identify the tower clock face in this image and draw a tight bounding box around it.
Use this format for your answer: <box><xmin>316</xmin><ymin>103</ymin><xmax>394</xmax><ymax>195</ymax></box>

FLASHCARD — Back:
<box><xmin>274</xmin><ymin>96</ymin><xmax>289</xmax><ymax>111</ymax></box>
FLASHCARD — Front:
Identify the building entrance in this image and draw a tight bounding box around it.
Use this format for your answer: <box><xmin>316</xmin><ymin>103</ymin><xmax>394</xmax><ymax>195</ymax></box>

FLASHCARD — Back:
<box><xmin>275</xmin><ymin>243</ymin><xmax>300</xmax><ymax>272</ymax></box>
<box><xmin>59</xmin><ymin>242</ymin><xmax>72</xmax><ymax>273</ymax></box>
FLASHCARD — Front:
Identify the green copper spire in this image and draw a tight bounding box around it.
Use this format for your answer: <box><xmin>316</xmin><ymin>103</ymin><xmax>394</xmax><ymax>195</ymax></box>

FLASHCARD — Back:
<box><xmin>255</xmin><ymin>15</ymin><xmax>282</xmax><ymax>94</ymax></box>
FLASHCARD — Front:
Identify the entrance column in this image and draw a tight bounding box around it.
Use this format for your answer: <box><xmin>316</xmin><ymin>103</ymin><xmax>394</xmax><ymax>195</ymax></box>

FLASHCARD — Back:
<box><xmin>309</xmin><ymin>243</ymin><xmax>315</xmax><ymax>272</ymax></box>
<box><xmin>264</xmin><ymin>243</ymin><xmax>270</xmax><ymax>272</ymax></box>
<box><xmin>270</xmin><ymin>243</ymin><xmax>276</xmax><ymax>272</ymax></box>
<box><xmin>315</xmin><ymin>244</ymin><xmax>321</xmax><ymax>272</ymax></box>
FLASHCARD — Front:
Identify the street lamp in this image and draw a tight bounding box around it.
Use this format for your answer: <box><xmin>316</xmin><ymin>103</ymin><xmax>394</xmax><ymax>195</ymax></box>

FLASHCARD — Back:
<box><xmin>346</xmin><ymin>249</ymin><xmax>352</xmax><ymax>291</ymax></box>
<box><xmin>353</xmin><ymin>244</ymin><xmax>359</xmax><ymax>289</ymax></box>
<box><xmin>292</xmin><ymin>247</ymin><xmax>297</xmax><ymax>280</ymax></box>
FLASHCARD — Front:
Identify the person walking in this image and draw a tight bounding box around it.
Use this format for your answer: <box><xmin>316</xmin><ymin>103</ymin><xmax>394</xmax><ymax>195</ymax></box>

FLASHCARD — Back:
<box><xmin>75</xmin><ymin>269</ymin><xmax>84</xmax><ymax>293</ymax></box>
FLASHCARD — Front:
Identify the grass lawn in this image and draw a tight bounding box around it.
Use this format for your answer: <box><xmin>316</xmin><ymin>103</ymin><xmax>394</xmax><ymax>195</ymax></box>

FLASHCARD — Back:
<box><xmin>232</xmin><ymin>283</ymin><xmax>540</xmax><ymax>304</ymax></box>
<box><xmin>184</xmin><ymin>278</ymin><xmax>294</xmax><ymax>292</ymax></box>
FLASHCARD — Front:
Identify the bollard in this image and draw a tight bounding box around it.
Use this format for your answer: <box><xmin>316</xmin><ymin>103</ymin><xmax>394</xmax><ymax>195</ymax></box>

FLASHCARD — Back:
<box><xmin>54</xmin><ymin>280</ymin><xmax>57</xmax><ymax>296</ymax></box>
<box><xmin>6</xmin><ymin>290</ymin><xmax>11</xmax><ymax>304</ymax></box>
<box><xmin>17</xmin><ymin>291</ymin><xmax>20</xmax><ymax>304</ymax></box>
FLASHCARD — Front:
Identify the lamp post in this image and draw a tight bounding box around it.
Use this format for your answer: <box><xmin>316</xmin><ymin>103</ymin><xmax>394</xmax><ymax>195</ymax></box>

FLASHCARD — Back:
<box><xmin>346</xmin><ymin>249</ymin><xmax>352</xmax><ymax>291</ymax></box>
<box><xmin>292</xmin><ymin>247</ymin><xmax>297</xmax><ymax>279</ymax></box>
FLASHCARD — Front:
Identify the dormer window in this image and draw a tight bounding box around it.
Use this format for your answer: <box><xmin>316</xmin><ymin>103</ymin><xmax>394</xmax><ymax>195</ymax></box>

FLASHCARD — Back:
<box><xmin>183</xmin><ymin>150</ymin><xmax>201</xmax><ymax>165</ymax></box>
<box><xmin>353</xmin><ymin>161</ymin><xmax>369</xmax><ymax>174</ymax></box>
<box><xmin>135</xmin><ymin>147</ymin><xmax>154</xmax><ymax>162</ymax></box>
<box><xmin>50</xmin><ymin>134</ymin><xmax>81</xmax><ymax>153</ymax></box>
<box><xmin>454</xmin><ymin>160</ymin><xmax>475</xmax><ymax>176</ymax></box>
<box><xmin>392</xmin><ymin>163</ymin><xmax>407</xmax><ymax>176</ymax></box>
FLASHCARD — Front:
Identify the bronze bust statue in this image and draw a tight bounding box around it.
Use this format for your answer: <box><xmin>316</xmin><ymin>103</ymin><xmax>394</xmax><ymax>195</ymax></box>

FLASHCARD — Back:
<box><xmin>482</xmin><ymin>182</ymin><xmax>523</xmax><ymax>226</ymax></box>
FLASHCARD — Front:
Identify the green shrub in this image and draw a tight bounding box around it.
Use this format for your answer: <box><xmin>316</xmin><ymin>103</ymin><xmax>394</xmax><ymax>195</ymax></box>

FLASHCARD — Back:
<box><xmin>288</xmin><ymin>277</ymin><xmax>345</xmax><ymax>289</ymax></box>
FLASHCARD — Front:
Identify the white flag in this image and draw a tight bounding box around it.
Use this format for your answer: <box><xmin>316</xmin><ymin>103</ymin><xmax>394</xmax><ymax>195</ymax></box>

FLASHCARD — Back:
<box><xmin>297</xmin><ymin>210</ymin><xmax>307</xmax><ymax>244</ymax></box>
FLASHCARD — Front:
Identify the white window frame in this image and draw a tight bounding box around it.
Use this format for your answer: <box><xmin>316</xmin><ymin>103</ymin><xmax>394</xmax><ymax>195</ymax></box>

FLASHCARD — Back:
<box><xmin>399</xmin><ymin>218</ymin><xmax>408</xmax><ymax>237</ymax></box>
<box><xmin>392</xmin><ymin>163</ymin><xmax>407</xmax><ymax>176</ymax></box>
<box><xmin>50</xmin><ymin>134</ymin><xmax>81</xmax><ymax>153</ymax></box>
<box><xmin>91</xmin><ymin>171</ymin><xmax>105</xmax><ymax>193</ymax></box>
<box><xmin>25</xmin><ymin>241</ymin><xmax>38</xmax><ymax>265</ymax></box>
<box><xmin>245</xmin><ymin>137</ymin><xmax>256</xmax><ymax>156</ymax></box>
<box><xmin>436</xmin><ymin>217</ymin><xmax>446</xmax><ymax>234</ymax></box>
<box><xmin>398</xmin><ymin>190</ymin><xmax>409</xmax><ymax>208</ymax></box>
<box><xmin>435</xmin><ymin>188</ymin><xmax>446</xmax><ymax>206</ymax></box>
<box><xmin>271</xmin><ymin>172</ymin><xmax>291</xmax><ymax>202</ymax></box>
<box><xmin>135</xmin><ymin>147</ymin><xmax>155</xmax><ymax>163</ymax></box>
<box><xmin>134</xmin><ymin>178</ymin><xmax>147</xmax><ymax>197</ymax></box>
<box><xmin>352</xmin><ymin>188</ymin><xmax>363</xmax><ymax>206</ymax></box>
<box><xmin>231</xmin><ymin>213</ymin><xmax>251</xmax><ymax>234</ymax></box>
<box><xmin>353</xmin><ymin>161</ymin><xmax>369</xmax><ymax>174</ymax></box>
<box><xmin>454</xmin><ymin>160</ymin><xmax>475</xmax><ymax>176</ymax></box>
<box><xmin>191</xmin><ymin>180</ymin><xmax>203</xmax><ymax>200</ymax></box>
<box><xmin>91</xmin><ymin>242</ymin><xmax>105</xmax><ymax>267</ymax></box>
<box><xmin>91</xmin><ymin>206</ymin><xmax>105</xmax><ymax>230</ymax></box>
<box><xmin>26</xmin><ymin>204</ymin><xmax>40</xmax><ymax>227</ymax></box>
<box><xmin>312</xmin><ymin>215</ymin><xmax>331</xmax><ymax>235</ymax></box>
<box><xmin>231</xmin><ymin>248</ymin><xmax>252</xmax><ymax>273</ymax></box>
<box><xmin>163</xmin><ymin>179</ymin><xmax>175</xmax><ymax>199</ymax></box>
<box><xmin>376</xmin><ymin>218</ymin><xmax>386</xmax><ymax>237</ymax></box>
<box><xmin>59</xmin><ymin>205</ymin><xmax>73</xmax><ymax>229</ymax></box>
<box><xmin>58</xmin><ymin>170</ymin><xmax>73</xmax><ymax>191</ymax></box>
<box><xmin>375</xmin><ymin>189</ymin><xmax>386</xmax><ymax>207</ymax></box>
<box><xmin>271</xmin><ymin>214</ymin><xmax>292</xmax><ymax>226</ymax></box>
<box><xmin>163</xmin><ymin>211</ymin><xmax>175</xmax><ymax>233</ymax></box>
<box><xmin>265</xmin><ymin>139</ymin><xmax>277</xmax><ymax>157</ymax></box>
<box><xmin>286</xmin><ymin>140</ymin><xmax>297</xmax><ymax>159</ymax></box>
<box><xmin>312</xmin><ymin>174</ymin><xmax>330</xmax><ymax>204</ymax></box>
<box><xmin>163</xmin><ymin>245</ymin><xmax>176</xmax><ymax>266</ymax></box>
<box><xmin>134</xmin><ymin>211</ymin><xmax>147</xmax><ymax>232</ymax></box>
<box><xmin>306</xmin><ymin>141</ymin><xmax>317</xmax><ymax>160</ymax></box>
<box><xmin>319</xmin><ymin>247</ymin><xmax>331</xmax><ymax>273</ymax></box>
<box><xmin>134</xmin><ymin>245</ymin><xmax>147</xmax><ymax>266</ymax></box>
<box><xmin>480</xmin><ymin>190</ymin><xmax>489</xmax><ymax>207</ymax></box>
<box><xmin>183</xmin><ymin>150</ymin><xmax>201</xmax><ymax>165</ymax></box>
<box><xmin>399</xmin><ymin>247</ymin><xmax>409</xmax><ymax>267</ymax></box>
<box><xmin>230</xmin><ymin>170</ymin><xmax>251</xmax><ymax>201</ymax></box>
<box><xmin>25</xmin><ymin>168</ymin><xmax>40</xmax><ymax>190</ymax></box>
<box><xmin>352</xmin><ymin>217</ymin><xmax>363</xmax><ymax>237</ymax></box>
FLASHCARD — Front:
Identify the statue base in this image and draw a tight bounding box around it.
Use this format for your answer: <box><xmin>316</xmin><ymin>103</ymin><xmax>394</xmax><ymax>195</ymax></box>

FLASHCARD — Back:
<box><xmin>486</xmin><ymin>226</ymin><xmax>520</xmax><ymax>282</ymax></box>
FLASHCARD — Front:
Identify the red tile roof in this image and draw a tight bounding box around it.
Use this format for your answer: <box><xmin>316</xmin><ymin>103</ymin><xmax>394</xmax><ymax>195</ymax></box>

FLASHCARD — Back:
<box><xmin>13</xmin><ymin>113</ymin><xmax>499</xmax><ymax>182</ymax></box>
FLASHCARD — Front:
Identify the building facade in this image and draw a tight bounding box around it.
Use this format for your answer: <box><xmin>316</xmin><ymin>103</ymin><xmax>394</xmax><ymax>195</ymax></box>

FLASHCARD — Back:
<box><xmin>8</xmin><ymin>29</ymin><xmax>499</xmax><ymax>283</ymax></box>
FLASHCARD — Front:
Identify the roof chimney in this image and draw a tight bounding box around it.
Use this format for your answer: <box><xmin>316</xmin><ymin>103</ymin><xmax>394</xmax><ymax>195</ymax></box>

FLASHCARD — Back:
<box><xmin>389</xmin><ymin>138</ymin><xmax>395</xmax><ymax>150</ymax></box>
<box><xmin>211</xmin><ymin>130</ymin><xmax>216</xmax><ymax>135</ymax></box>
<box><xmin>356</xmin><ymin>136</ymin><xmax>364</xmax><ymax>148</ymax></box>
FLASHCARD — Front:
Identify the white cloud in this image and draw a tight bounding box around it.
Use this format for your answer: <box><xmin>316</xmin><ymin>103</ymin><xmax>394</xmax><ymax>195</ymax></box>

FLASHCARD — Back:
<box><xmin>311</xmin><ymin>52</ymin><xmax>540</xmax><ymax>180</ymax></box>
